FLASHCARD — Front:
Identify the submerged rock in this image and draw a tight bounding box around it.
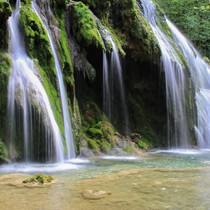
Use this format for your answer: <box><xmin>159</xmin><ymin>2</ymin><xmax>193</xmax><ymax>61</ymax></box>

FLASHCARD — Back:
<box><xmin>82</xmin><ymin>190</ymin><xmax>111</xmax><ymax>200</ymax></box>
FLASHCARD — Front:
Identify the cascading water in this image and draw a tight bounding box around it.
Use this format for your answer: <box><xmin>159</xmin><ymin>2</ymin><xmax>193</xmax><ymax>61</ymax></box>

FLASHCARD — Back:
<box><xmin>101</xmin><ymin>29</ymin><xmax>128</xmax><ymax>134</ymax></box>
<box><xmin>32</xmin><ymin>0</ymin><xmax>76</xmax><ymax>159</ymax></box>
<box><xmin>103</xmin><ymin>52</ymin><xmax>111</xmax><ymax>120</ymax></box>
<box><xmin>7</xmin><ymin>0</ymin><xmax>64</xmax><ymax>162</ymax></box>
<box><xmin>166</xmin><ymin>19</ymin><xmax>210</xmax><ymax>148</ymax></box>
<box><xmin>140</xmin><ymin>0</ymin><xmax>190</xmax><ymax>148</ymax></box>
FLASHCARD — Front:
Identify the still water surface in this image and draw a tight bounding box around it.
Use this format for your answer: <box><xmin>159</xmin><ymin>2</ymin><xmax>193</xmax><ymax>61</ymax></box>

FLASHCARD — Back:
<box><xmin>1</xmin><ymin>150</ymin><xmax>210</xmax><ymax>210</ymax></box>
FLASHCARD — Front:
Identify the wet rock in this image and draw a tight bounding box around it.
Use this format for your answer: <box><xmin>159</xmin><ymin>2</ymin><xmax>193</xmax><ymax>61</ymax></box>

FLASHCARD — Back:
<box><xmin>82</xmin><ymin>190</ymin><xmax>111</xmax><ymax>200</ymax></box>
<box><xmin>130</xmin><ymin>133</ymin><xmax>141</xmax><ymax>143</ymax></box>
<box><xmin>110</xmin><ymin>147</ymin><xmax>127</xmax><ymax>156</ymax></box>
<box><xmin>80</xmin><ymin>147</ymin><xmax>95</xmax><ymax>157</ymax></box>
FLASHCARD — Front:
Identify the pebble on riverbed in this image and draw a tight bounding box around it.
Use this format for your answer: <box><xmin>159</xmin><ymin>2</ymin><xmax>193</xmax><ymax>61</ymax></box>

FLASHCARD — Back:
<box><xmin>82</xmin><ymin>190</ymin><xmax>111</xmax><ymax>200</ymax></box>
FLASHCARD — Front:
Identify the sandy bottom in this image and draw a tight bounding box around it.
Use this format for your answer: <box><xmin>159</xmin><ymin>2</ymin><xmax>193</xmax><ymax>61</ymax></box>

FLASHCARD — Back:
<box><xmin>1</xmin><ymin>167</ymin><xmax>210</xmax><ymax>210</ymax></box>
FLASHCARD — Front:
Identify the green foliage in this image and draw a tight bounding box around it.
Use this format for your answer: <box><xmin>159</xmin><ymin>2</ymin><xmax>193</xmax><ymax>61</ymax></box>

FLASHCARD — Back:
<box><xmin>0</xmin><ymin>1</ymin><xmax>12</xmax><ymax>49</ymax></box>
<box><xmin>71</xmin><ymin>1</ymin><xmax>105</xmax><ymax>50</ymax></box>
<box><xmin>156</xmin><ymin>0</ymin><xmax>210</xmax><ymax>58</ymax></box>
<box><xmin>23</xmin><ymin>174</ymin><xmax>54</xmax><ymax>184</ymax></box>
<box><xmin>0</xmin><ymin>1</ymin><xmax>12</xmax><ymax>21</ymax></box>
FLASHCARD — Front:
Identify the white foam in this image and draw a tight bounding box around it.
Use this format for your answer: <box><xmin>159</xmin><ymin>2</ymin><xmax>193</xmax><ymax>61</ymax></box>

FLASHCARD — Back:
<box><xmin>101</xmin><ymin>156</ymin><xmax>139</xmax><ymax>160</ymax></box>
<box><xmin>65</xmin><ymin>158</ymin><xmax>91</xmax><ymax>164</ymax></box>
<box><xmin>0</xmin><ymin>163</ymin><xmax>82</xmax><ymax>174</ymax></box>
<box><xmin>152</xmin><ymin>149</ymin><xmax>201</xmax><ymax>155</ymax></box>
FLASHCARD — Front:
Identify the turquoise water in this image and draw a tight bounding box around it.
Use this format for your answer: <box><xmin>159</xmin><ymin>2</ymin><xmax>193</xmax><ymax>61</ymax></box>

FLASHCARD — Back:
<box><xmin>1</xmin><ymin>150</ymin><xmax>210</xmax><ymax>210</ymax></box>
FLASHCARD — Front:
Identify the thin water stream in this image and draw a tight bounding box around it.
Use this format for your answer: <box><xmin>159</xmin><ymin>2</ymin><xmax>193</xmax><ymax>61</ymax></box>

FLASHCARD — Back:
<box><xmin>101</xmin><ymin>29</ymin><xmax>128</xmax><ymax>134</ymax></box>
<box><xmin>32</xmin><ymin>0</ymin><xmax>75</xmax><ymax>159</ymax></box>
<box><xmin>1</xmin><ymin>151</ymin><xmax>210</xmax><ymax>209</ymax></box>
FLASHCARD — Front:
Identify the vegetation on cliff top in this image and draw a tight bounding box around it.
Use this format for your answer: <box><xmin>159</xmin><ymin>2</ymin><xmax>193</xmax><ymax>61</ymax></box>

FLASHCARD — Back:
<box><xmin>156</xmin><ymin>0</ymin><xmax>210</xmax><ymax>59</ymax></box>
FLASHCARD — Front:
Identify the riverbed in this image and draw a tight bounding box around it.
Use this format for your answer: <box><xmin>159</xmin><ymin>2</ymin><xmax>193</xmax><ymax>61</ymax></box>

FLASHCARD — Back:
<box><xmin>1</xmin><ymin>149</ymin><xmax>210</xmax><ymax>210</ymax></box>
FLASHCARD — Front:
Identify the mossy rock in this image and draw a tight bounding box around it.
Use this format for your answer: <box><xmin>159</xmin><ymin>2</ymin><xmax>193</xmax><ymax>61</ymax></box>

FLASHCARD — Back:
<box><xmin>136</xmin><ymin>138</ymin><xmax>150</xmax><ymax>150</ymax></box>
<box><xmin>82</xmin><ymin>102</ymin><xmax>102</xmax><ymax>126</ymax></box>
<box><xmin>86</xmin><ymin>127</ymin><xmax>103</xmax><ymax>139</ymax></box>
<box><xmin>94</xmin><ymin>121</ymin><xmax>115</xmax><ymax>141</ymax></box>
<box><xmin>69</xmin><ymin>1</ymin><xmax>105</xmax><ymax>50</ymax></box>
<box><xmin>23</xmin><ymin>174</ymin><xmax>54</xmax><ymax>184</ymax></box>
<box><xmin>100</xmin><ymin>140</ymin><xmax>111</xmax><ymax>153</ymax></box>
<box><xmin>123</xmin><ymin>146</ymin><xmax>132</xmax><ymax>154</ymax></box>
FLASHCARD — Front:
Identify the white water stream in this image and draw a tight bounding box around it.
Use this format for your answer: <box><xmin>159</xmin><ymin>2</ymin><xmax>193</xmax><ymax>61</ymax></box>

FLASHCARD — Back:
<box><xmin>7</xmin><ymin>0</ymin><xmax>64</xmax><ymax>162</ymax></box>
<box><xmin>166</xmin><ymin>19</ymin><xmax>210</xmax><ymax>148</ymax></box>
<box><xmin>102</xmin><ymin>29</ymin><xmax>128</xmax><ymax>134</ymax></box>
<box><xmin>140</xmin><ymin>0</ymin><xmax>190</xmax><ymax>148</ymax></box>
<box><xmin>32</xmin><ymin>0</ymin><xmax>76</xmax><ymax>159</ymax></box>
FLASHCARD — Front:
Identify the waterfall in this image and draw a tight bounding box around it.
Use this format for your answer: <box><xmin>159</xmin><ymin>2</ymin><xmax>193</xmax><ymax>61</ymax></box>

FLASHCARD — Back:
<box><xmin>140</xmin><ymin>0</ymin><xmax>190</xmax><ymax>148</ymax></box>
<box><xmin>7</xmin><ymin>0</ymin><xmax>64</xmax><ymax>162</ymax></box>
<box><xmin>101</xmin><ymin>29</ymin><xmax>128</xmax><ymax>134</ymax></box>
<box><xmin>103</xmin><ymin>52</ymin><xmax>111</xmax><ymax>120</ymax></box>
<box><xmin>166</xmin><ymin>19</ymin><xmax>210</xmax><ymax>148</ymax></box>
<box><xmin>32</xmin><ymin>0</ymin><xmax>76</xmax><ymax>159</ymax></box>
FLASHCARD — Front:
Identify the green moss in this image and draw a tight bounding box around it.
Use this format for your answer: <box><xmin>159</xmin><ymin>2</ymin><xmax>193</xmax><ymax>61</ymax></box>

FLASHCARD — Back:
<box><xmin>84</xmin><ymin>134</ymin><xmax>100</xmax><ymax>152</ymax></box>
<box><xmin>23</xmin><ymin>174</ymin><xmax>54</xmax><ymax>184</ymax></box>
<box><xmin>116</xmin><ymin>0</ymin><xmax>160</xmax><ymax>59</ymax></box>
<box><xmin>123</xmin><ymin>146</ymin><xmax>132</xmax><ymax>154</ymax></box>
<box><xmin>71</xmin><ymin>1</ymin><xmax>105</xmax><ymax>50</ymax></box>
<box><xmin>136</xmin><ymin>138</ymin><xmax>150</xmax><ymax>149</ymax></box>
<box><xmin>95</xmin><ymin>121</ymin><xmax>115</xmax><ymax>140</ymax></box>
<box><xmin>100</xmin><ymin>140</ymin><xmax>111</xmax><ymax>153</ymax></box>
<box><xmin>86</xmin><ymin>127</ymin><xmax>103</xmax><ymax>139</ymax></box>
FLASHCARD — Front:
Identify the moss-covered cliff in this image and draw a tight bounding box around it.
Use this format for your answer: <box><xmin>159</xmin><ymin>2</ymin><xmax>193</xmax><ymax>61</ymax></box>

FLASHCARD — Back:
<box><xmin>1</xmin><ymin>0</ymin><xmax>207</xmax><ymax>161</ymax></box>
